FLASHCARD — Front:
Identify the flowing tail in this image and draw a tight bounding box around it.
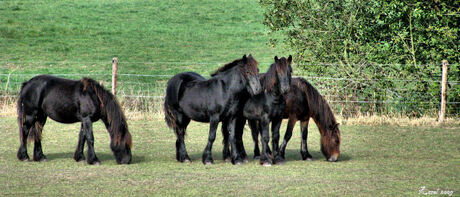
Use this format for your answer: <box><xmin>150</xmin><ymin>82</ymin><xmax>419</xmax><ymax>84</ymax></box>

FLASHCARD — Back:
<box><xmin>17</xmin><ymin>79</ymin><xmax>43</xmax><ymax>144</ymax></box>
<box><xmin>164</xmin><ymin>72</ymin><xmax>204</xmax><ymax>136</ymax></box>
<box><xmin>81</xmin><ymin>78</ymin><xmax>132</xmax><ymax>148</ymax></box>
<box><xmin>164</xmin><ymin>75</ymin><xmax>185</xmax><ymax>135</ymax></box>
<box><xmin>17</xmin><ymin>82</ymin><xmax>27</xmax><ymax>144</ymax></box>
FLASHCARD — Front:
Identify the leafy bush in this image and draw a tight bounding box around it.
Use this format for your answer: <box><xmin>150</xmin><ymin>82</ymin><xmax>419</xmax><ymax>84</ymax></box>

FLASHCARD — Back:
<box><xmin>260</xmin><ymin>0</ymin><xmax>459</xmax><ymax>116</ymax></box>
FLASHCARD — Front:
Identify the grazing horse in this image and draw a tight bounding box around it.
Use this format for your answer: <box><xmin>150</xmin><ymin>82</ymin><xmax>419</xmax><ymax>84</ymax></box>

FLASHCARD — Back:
<box><xmin>164</xmin><ymin>55</ymin><xmax>262</xmax><ymax>165</ymax></box>
<box><xmin>17</xmin><ymin>75</ymin><xmax>132</xmax><ymax>164</ymax></box>
<box><xmin>223</xmin><ymin>56</ymin><xmax>292</xmax><ymax>166</ymax></box>
<box><xmin>252</xmin><ymin>77</ymin><xmax>341</xmax><ymax>162</ymax></box>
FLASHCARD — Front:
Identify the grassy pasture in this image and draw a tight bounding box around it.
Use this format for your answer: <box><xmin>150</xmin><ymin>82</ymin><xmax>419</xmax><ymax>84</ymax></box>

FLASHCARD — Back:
<box><xmin>0</xmin><ymin>0</ymin><xmax>284</xmax><ymax>76</ymax></box>
<box><xmin>0</xmin><ymin>0</ymin><xmax>286</xmax><ymax>113</ymax></box>
<box><xmin>1</xmin><ymin>0</ymin><xmax>459</xmax><ymax>196</ymax></box>
<box><xmin>0</xmin><ymin>117</ymin><xmax>458</xmax><ymax>196</ymax></box>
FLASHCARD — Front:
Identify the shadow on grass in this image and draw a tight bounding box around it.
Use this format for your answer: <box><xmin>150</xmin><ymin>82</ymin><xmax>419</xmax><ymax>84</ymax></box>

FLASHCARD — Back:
<box><xmin>184</xmin><ymin>148</ymin><xmax>352</xmax><ymax>164</ymax></box>
<box><xmin>283</xmin><ymin>149</ymin><xmax>352</xmax><ymax>162</ymax></box>
<box><xmin>45</xmin><ymin>152</ymin><xmax>149</xmax><ymax>164</ymax></box>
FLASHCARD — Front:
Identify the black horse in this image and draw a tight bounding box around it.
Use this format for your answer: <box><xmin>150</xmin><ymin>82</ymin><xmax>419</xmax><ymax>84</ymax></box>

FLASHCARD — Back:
<box><xmin>164</xmin><ymin>55</ymin><xmax>262</xmax><ymax>165</ymax></box>
<box><xmin>17</xmin><ymin>75</ymin><xmax>132</xmax><ymax>165</ymax></box>
<box><xmin>222</xmin><ymin>56</ymin><xmax>292</xmax><ymax>166</ymax></box>
<box><xmin>252</xmin><ymin>77</ymin><xmax>341</xmax><ymax>162</ymax></box>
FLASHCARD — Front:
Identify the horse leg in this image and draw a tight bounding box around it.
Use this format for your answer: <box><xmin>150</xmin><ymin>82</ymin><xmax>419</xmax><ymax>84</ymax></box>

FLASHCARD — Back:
<box><xmin>248</xmin><ymin>120</ymin><xmax>260</xmax><ymax>159</ymax></box>
<box><xmin>202</xmin><ymin>118</ymin><xmax>219</xmax><ymax>165</ymax></box>
<box><xmin>271</xmin><ymin>118</ymin><xmax>284</xmax><ymax>164</ymax></box>
<box><xmin>74</xmin><ymin>123</ymin><xmax>86</xmax><ymax>162</ymax></box>
<box><xmin>81</xmin><ymin>116</ymin><xmax>100</xmax><ymax>165</ymax></box>
<box><xmin>175</xmin><ymin>115</ymin><xmax>191</xmax><ymax>163</ymax></box>
<box><xmin>259</xmin><ymin>119</ymin><xmax>273</xmax><ymax>166</ymax></box>
<box><xmin>32</xmin><ymin>114</ymin><xmax>47</xmax><ymax>162</ymax></box>
<box><xmin>235</xmin><ymin>117</ymin><xmax>248</xmax><ymax>162</ymax></box>
<box><xmin>300</xmin><ymin>119</ymin><xmax>313</xmax><ymax>160</ymax></box>
<box><xmin>221</xmin><ymin>120</ymin><xmax>231</xmax><ymax>162</ymax></box>
<box><xmin>279</xmin><ymin>117</ymin><xmax>297</xmax><ymax>161</ymax></box>
<box><xmin>17</xmin><ymin>114</ymin><xmax>35</xmax><ymax>161</ymax></box>
<box><xmin>228</xmin><ymin>117</ymin><xmax>244</xmax><ymax>165</ymax></box>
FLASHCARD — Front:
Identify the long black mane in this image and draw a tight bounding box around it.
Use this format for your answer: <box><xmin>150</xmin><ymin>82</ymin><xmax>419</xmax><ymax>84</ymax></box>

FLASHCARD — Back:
<box><xmin>210</xmin><ymin>59</ymin><xmax>243</xmax><ymax>77</ymax></box>
<box><xmin>81</xmin><ymin>77</ymin><xmax>132</xmax><ymax>147</ymax></box>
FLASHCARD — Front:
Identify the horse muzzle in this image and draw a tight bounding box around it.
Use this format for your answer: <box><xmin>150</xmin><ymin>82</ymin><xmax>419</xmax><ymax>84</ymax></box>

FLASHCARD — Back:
<box><xmin>328</xmin><ymin>153</ymin><xmax>339</xmax><ymax>162</ymax></box>
<box><xmin>249</xmin><ymin>77</ymin><xmax>262</xmax><ymax>95</ymax></box>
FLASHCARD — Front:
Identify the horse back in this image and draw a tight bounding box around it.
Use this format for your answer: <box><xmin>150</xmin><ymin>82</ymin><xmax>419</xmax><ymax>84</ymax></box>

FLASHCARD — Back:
<box><xmin>166</xmin><ymin>71</ymin><xmax>241</xmax><ymax>122</ymax></box>
<box><xmin>21</xmin><ymin>75</ymin><xmax>99</xmax><ymax>123</ymax></box>
<box><xmin>283</xmin><ymin>78</ymin><xmax>310</xmax><ymax>119</ymax></box>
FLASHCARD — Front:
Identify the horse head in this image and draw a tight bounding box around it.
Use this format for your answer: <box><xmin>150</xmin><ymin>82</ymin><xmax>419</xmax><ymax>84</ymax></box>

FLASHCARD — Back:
<box><xmin>321</xmin><ymin>123</ymin><xmax>341</xmax><ymax>162</ymax></box>
<box><xmin>274</xmin><ymin>55</ymin><xmax>292</xmax><ymax>94</ymax></box>
<box><xmin>240</xmin><ymin>54</ymin><xmax>262</xmax><ymax>96</ymax></box>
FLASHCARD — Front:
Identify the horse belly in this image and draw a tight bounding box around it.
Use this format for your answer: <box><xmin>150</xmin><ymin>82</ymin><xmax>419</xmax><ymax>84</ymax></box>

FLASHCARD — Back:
<box><xmin>41</xmin><ymin>94</ymin><xmax>80</xmax><ymax>123</ymax></box>
<box><xmin>179</xmin><ymin>102</ymin><xmax>210</xmax><ymax>122</ymax></box>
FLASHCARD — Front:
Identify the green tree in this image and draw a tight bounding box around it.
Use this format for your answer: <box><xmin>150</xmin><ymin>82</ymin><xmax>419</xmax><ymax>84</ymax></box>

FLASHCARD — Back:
<box><xmin>260</xmin><ymin>0</ymin><xmax>459</xmax><ymax>116</ymax></box>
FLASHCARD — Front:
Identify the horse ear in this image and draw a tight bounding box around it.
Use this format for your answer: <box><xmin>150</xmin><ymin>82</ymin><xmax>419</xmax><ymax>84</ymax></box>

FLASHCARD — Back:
<box><xmin>274</xmin><ymin>56</ymin><xmax>279</xmax><ymax>62</ymax></box>
<box><xmin>242</xmin><ymin>54</ymin><xmax>247</xmax><ymax>62</ymax></box>
<box><xmin>288</xmin><ymin>55</ymin><xmax>292</xmax><ymax>64</ymax></box>
<box><xmin>248</xmin><ymin>54</ymin><xmax>253</xmax><ymax>58</ymax></box>
<box><xmin>331</xmin><ymin>123</ymin><xmax>340</xmax><ymax>130</ymax></box>
<box><xmin>329</xmin><ymin>123</ymin><xmax>340</xmax><ymax>131</ymax></box>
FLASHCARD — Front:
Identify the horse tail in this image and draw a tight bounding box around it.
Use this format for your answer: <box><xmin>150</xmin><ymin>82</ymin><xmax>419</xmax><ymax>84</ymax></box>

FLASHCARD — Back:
<box><xmin>81</xmin><ymin>78</ymin><xmax>132</xmax><ymax>148</ymax></box>
<box><xmin>164</xmin><ymin>75</ymin><xmax>185</xmax><ymax>133</ymax></box>
<box><xmin>164</xmin><ymin>72</ymin><xmax>204</xmax><ymax>135</ymax></box>
<box><xmin>17</xmin><ymin>81</ymin><xmax>27</xmax><ymax>144</ymax></box>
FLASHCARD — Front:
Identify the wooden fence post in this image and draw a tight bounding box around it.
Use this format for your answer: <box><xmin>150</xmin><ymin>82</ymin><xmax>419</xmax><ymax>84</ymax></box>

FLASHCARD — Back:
<box><xmin>112</xmin><ymin>57</ymin><xmax>118</xmax><ymax>98</ymax></box>
<box><xmin>439</xmin><ymin>60</ymin><xmax>448</xmax><ymax>122</ymax></box>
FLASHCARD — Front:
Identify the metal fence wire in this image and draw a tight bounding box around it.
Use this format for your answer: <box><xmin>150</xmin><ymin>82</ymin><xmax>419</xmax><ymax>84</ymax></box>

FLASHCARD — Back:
<box><xmin>0</xmin><ymin>66</ymin><xmax>459</xmax><ymax>117</ymax></box>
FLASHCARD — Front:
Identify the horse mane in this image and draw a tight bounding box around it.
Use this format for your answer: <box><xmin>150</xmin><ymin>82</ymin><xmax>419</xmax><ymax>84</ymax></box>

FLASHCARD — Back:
<box><xmin>210</xmin><ymin>59</ymin><xmax>243</xmax><ymax>77</ymax></box>
<box><xmin>262</xmin><ymin>63</ymin><xmax>278</xmax><ymax>92</ymax></box>
<box><xmin>81</xmin><ymin>78</ymin><xmax>132</xmax><ymax>148</ymax></box>
<box><xmin>296</xmin><ymin>78</ymin><xmax>338</xmax><ymax>134</ymax></box>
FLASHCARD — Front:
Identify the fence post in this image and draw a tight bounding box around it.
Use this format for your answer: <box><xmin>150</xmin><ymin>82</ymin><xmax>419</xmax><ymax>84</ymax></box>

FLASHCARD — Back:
<box><xmin>112</xmin><ymin>57</ymin><xmax>118</xmax><ymax>98</ymax></box>
<box><xmin>439</xmin><ymin>60</ymin><xmax>448</xmax><ymax>122</ymax></box>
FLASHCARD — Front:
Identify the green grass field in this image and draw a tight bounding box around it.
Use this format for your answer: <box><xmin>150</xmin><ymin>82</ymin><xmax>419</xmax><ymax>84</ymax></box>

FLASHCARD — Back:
<box><xmin>1</xmin><ymin>0</ymin><xmax>285</xmax><ymax>76</ymax></box>
<box><xmin>1</xmin><ymin>1</ymin><xmax>459</xmax><ymax>196</ymax></box>
<box><xmin>0</xmin><ymin>117</ymin><xmax>458</xmax><ymax>196</ymax></box>
<box><xmin>0</xmin><ymin>0</ymin><xmax>287</xmax><ymax>111</ymax></box>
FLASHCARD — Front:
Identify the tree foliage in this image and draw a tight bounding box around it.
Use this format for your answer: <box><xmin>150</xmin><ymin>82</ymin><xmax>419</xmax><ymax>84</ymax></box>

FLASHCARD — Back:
<box><xmin>260</xmin><ymin>0</ymin><xmax>459</xmax><ymax>116</ymax></box>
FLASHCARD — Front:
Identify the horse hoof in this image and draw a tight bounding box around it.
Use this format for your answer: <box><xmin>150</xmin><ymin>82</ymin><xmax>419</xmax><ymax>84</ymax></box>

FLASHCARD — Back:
<box><xmin>262</xmin><ymin>162</ymin><xmax>272</xmax><ymax>167</ymax></box>
<box><xmin>243</xmin><ymin>158</ymin><xmax>249</xmax><ymax>163</ymax></box>
<box><xmin>275</xmin><ymin>160</ymin><xmax>285</xmax><ymax>165</ymax></box>
<box><xmin>19</xmin><ymin>158</ymin><xmax>30</xmax><ymax>162</ymax></box>
<box><xmin>303</xmin><ymin>157</ymin><xmax>313</xmax><ymax>161</ymax></box>
<box><xmin>234</xmin><ymin>161</ymin><xmax>243</xmax><ymax>165</ymax></box>
<box><xmin>88</xmin><ymin>160</ymin><xmax>101</xmax><ymax>165</ymax></box>
<box><xmin>224</xmin><ymin>158</ymin><xmax>232</xmax><ymax>163</ymax></box>
<box><xmin>39</xmin><ymin>158</ymin><xmax>48</xmax><ymax>162</ymax></box>
<box><xmin>204</xmin><ymin>161</ymin><xmax>213</xmax><ymax>165</ymax></box>
<box><xmin>183</xmin><ymin>159</ymin><xmax>191</xmax><ymax>163</ymax></box>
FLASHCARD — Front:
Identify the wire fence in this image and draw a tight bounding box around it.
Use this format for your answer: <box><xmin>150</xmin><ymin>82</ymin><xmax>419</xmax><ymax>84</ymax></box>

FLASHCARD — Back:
<box><xmin>1</xmin><ymin>62</ymin><xmax>459</xmax><ymax>117</ymax></box>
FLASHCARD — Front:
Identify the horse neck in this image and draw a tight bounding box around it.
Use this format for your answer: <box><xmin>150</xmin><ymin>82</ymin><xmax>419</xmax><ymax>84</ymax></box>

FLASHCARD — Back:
<box><xmin>91</xmin><ymin>84</ymin><xmax>129</xmax><ymax>144</ymax></box>
<box><xmin>308</xmin><ymin>92</ymin><xmax>337</xmax><ymax>135</ymax></box>
<box><xmin>262</xmin><ymin>65</ymin><xmax>281</xmax><ymax>96</ymax></box>
<box><xmin>215</xmin><ymin>66</ymin><xmax>246</xmax><ymax>94</ymax></box>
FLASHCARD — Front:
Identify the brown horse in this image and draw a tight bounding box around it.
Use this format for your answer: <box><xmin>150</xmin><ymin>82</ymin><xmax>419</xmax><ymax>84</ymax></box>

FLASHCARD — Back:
<box><xmin>251</xmin><ymin>77</ymin><xmax>341</xmax><ymax>162</ymax></box>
